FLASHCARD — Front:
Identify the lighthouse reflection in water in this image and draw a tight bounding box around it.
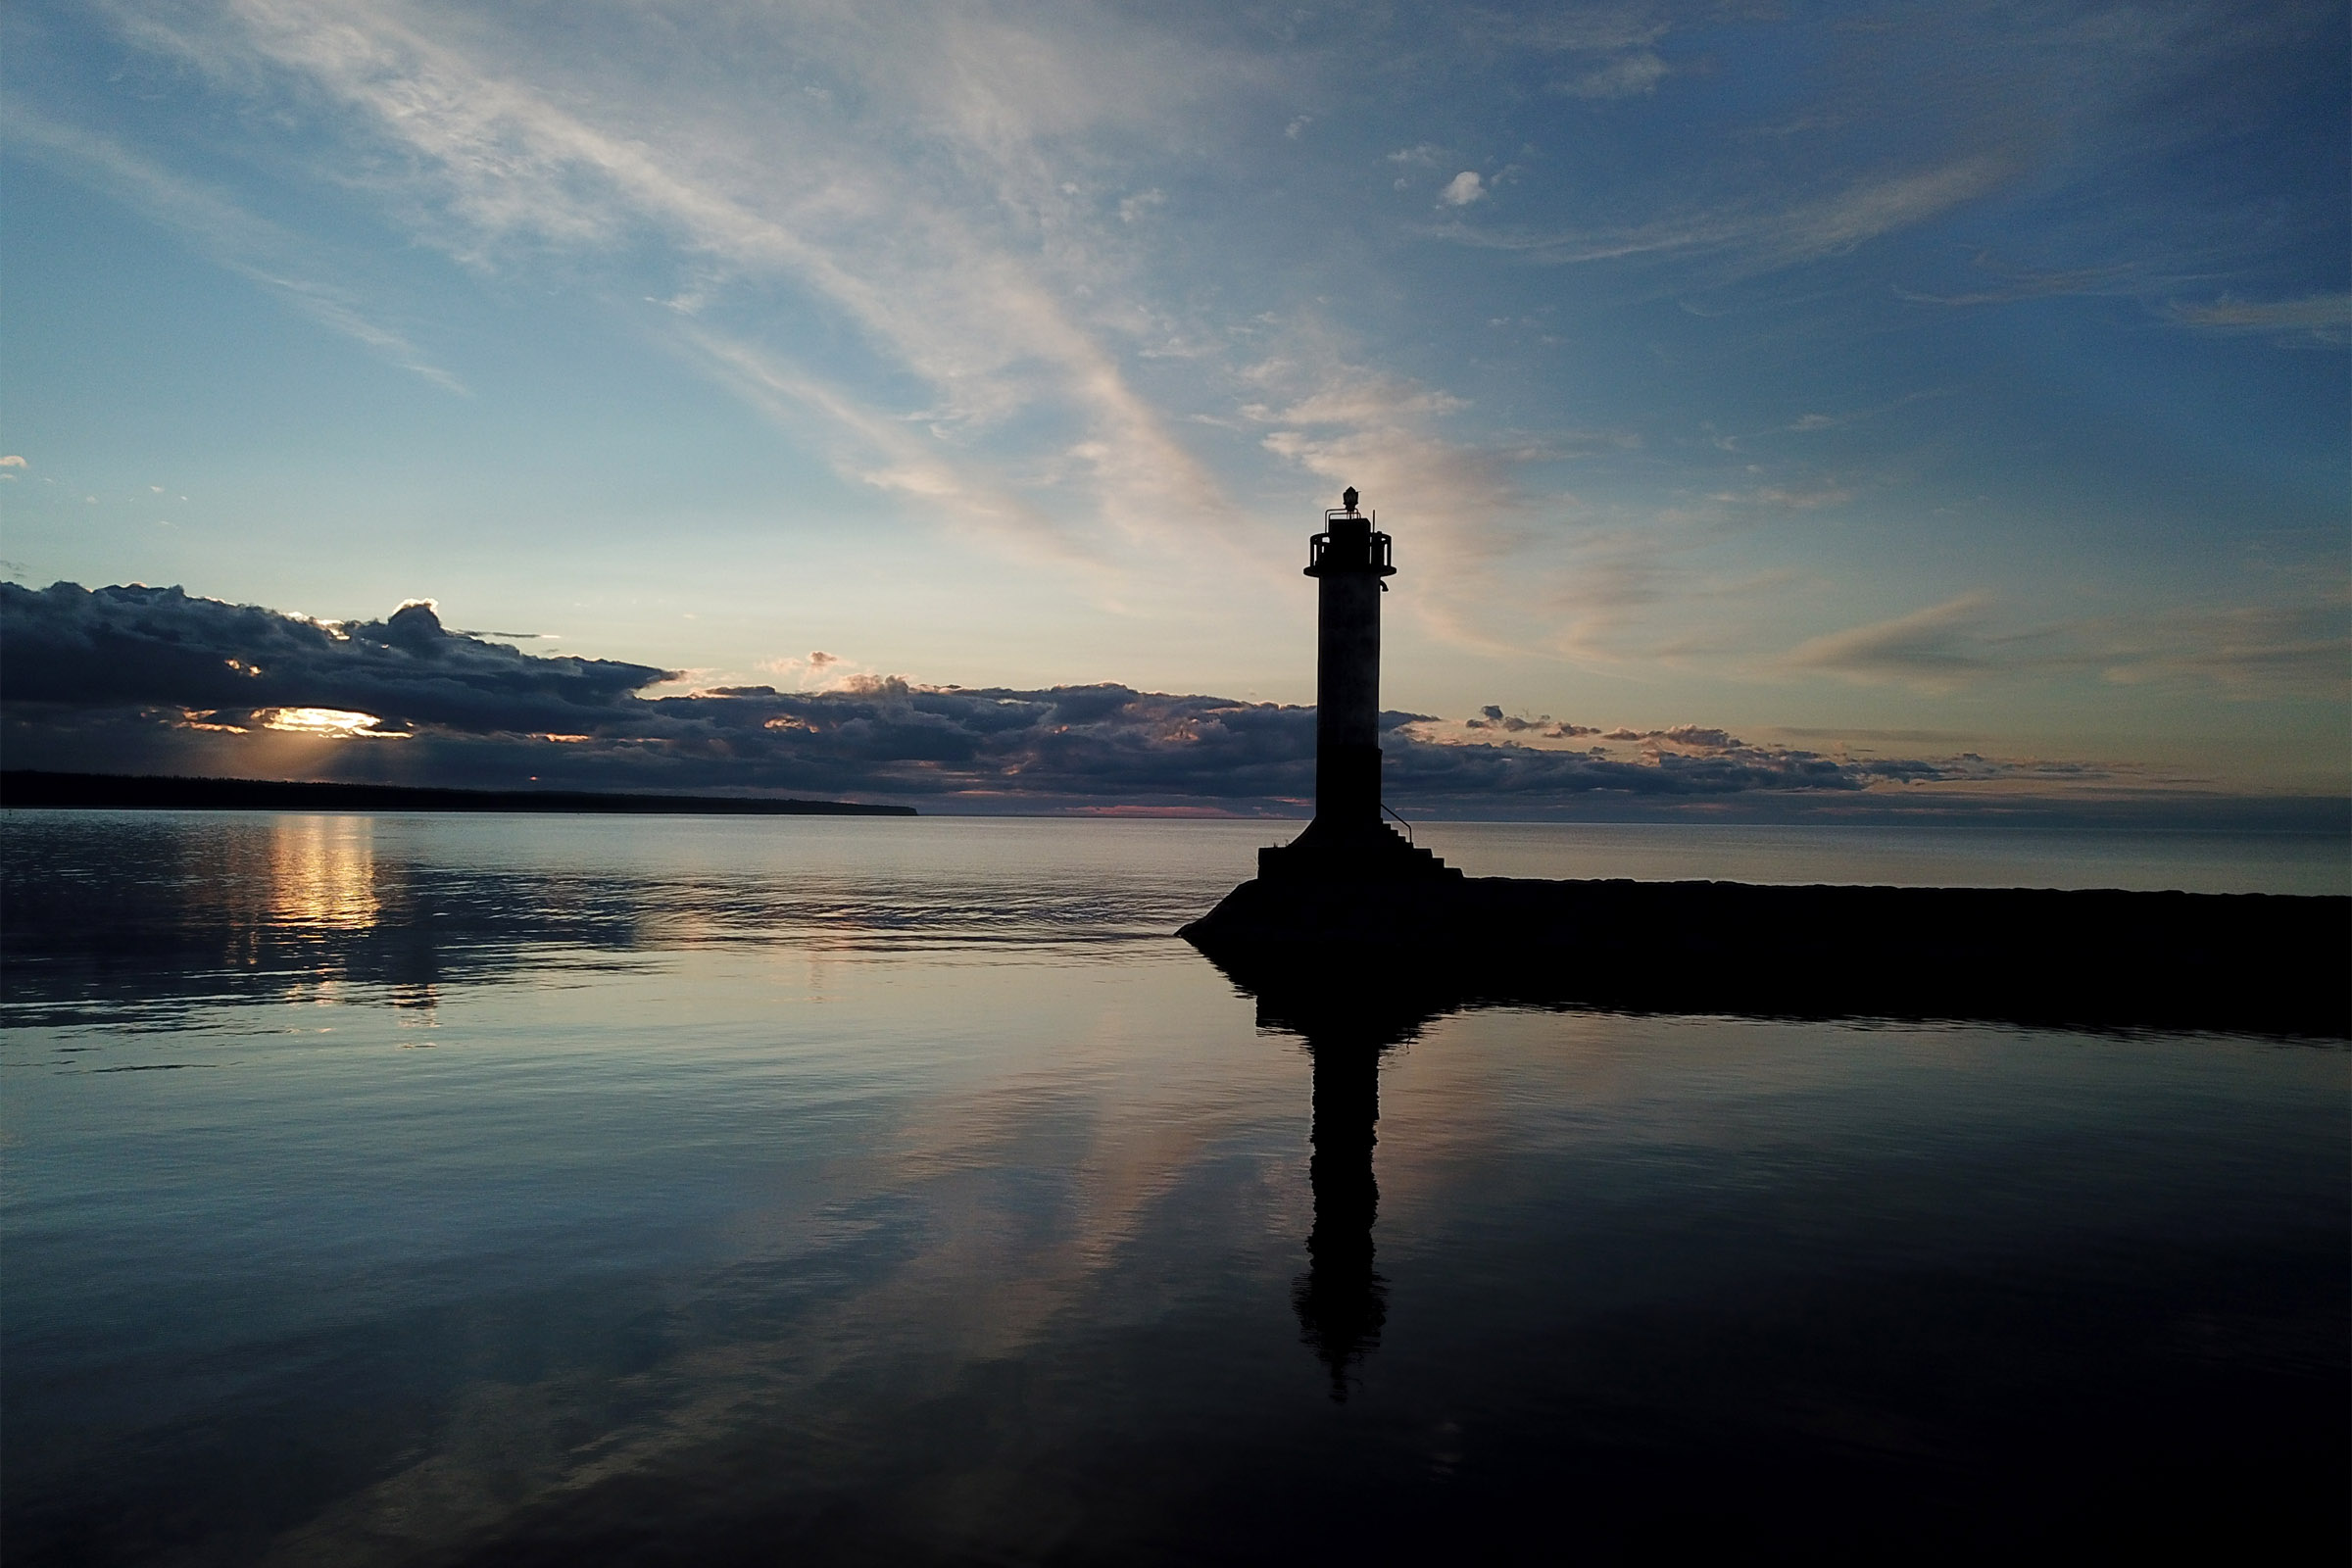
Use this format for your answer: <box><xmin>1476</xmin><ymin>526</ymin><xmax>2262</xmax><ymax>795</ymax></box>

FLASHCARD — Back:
<box><xmin>1255</xmin><ymin>967</ymin><xmax>1458</xmax><ymax>1401</ymax></box>
<box><xmin>1295</xmin><ymin>1032</ymin><xmax>1390</xmax><ymax>1397</ymax></box>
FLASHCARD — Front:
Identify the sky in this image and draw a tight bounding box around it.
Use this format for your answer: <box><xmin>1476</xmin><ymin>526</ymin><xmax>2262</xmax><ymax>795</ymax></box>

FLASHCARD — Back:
<box><xmin>3</xmin><ymin>0</ymin><xmax>2346</xmax><ymax>815</ymax></box>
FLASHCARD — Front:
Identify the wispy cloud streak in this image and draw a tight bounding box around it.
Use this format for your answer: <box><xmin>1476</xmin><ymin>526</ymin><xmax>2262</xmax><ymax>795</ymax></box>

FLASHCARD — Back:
<box><xmin>102</xmin><ymin>0</ymin><xmax>1233</xmax><ymax>560</ymax></box>
<box><xmin>9</xmin><ymin>111</ymin><xmax>467</xmax><ymax>392</ymax></box>
<box><xmin>1787</xmin><ymin>591</ymin><xmax>2350</xmax><ymax>699</ymax></box>
<box><xmin>1440</xmin><ymin>158</ymin><xmax>2012</xmax><ymax>272</ymax></box>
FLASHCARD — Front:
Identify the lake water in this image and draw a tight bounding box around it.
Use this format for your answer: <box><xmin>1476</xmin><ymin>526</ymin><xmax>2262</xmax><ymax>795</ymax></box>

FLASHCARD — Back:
<box><xmin>4</xmin><ymin>812</ymin><xmax>2345</xmax><ymax>1562</ymax></box>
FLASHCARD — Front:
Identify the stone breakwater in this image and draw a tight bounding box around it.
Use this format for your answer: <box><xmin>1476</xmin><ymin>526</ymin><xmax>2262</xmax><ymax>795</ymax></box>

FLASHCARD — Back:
<box><xmin>1182</xmin><ymin>875</ymin><xmax>2351</xmax><ymax>1039</ymax></box>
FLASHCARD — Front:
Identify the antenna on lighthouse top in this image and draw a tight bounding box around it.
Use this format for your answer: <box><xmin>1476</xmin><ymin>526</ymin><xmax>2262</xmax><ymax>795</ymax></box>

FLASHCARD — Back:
<box><xmin>1341</xmin><ymin>486</ymin><xmax>1359</xmax><ymax>514</ymax></box>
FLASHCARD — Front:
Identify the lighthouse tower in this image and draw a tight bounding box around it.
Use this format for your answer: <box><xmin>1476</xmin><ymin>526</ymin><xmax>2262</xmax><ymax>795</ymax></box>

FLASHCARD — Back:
<box><xmin>1304</xmin><ymin>487</ymin><xmax>1391</xmax><ymax>838</ymax></box>
<box><xmin>1260</xmin><ymin>488</ymin><xmax>1456</xmax><ymax>883</ymax></box>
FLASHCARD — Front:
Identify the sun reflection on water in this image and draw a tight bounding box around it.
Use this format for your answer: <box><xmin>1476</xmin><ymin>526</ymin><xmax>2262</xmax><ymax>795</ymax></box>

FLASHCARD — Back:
<box><xmin>268</xmin><ymin>814</ymin><xmax>380</xmax><ymax>932</ymax></box>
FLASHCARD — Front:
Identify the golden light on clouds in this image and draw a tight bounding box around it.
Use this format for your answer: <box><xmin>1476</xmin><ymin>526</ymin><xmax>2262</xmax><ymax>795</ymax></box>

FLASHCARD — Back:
<box><xmin>256</xmin><ymin>707</ymin><xmax>405</xmax><ymax>738</ymax></box>
<box><xmin>178</xmin><ymin>709</ymin><xmax>249</xmax><ymax>734</ymax></box>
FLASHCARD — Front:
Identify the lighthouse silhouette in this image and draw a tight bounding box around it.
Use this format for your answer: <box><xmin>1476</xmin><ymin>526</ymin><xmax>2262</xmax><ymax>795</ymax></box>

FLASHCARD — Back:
<box><xmin>1260</xmin><ymin>488</ymin><xmax>1457</xmax><ymax>882</ymax></box>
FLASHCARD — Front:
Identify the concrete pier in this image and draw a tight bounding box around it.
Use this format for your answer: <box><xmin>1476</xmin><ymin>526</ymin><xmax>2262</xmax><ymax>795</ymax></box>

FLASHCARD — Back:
<box><xmin>1184</xmin><ymin>874</ymin><xmax>2352</xmax><ymax>1038</ymax></box>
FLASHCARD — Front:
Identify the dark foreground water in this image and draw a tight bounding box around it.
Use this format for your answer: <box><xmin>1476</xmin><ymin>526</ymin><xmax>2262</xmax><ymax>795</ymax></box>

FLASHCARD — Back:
<box><xmin>4</xmin><ymin>813</ymin><xmax>2345</xmax><ymax>1564</ymax></box>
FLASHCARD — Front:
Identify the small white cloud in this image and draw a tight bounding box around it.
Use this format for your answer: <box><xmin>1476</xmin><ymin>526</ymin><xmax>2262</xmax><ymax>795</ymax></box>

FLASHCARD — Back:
<box><xmin>1118</xmin><ymin>188</ymin><xmax>1166</xmax><ymax>223</ymax></box>
<box><xmin>1387</xmin><ymin>144</ymin><xmax>1441</xmax><ymax>168</ymax></box>
<box><xmin>0</xmin><ymin>456</ymin><xmax>25</xmax><ymax>468</ymax></box>
<box><xmin>1439</xmin><ymin>172</ymin><xmax>1487</xmax><ymax>208</ymax></box>
<box><xmin>1286</xmin><ymin>116</ymin><xmax>1310</xmax><ymax>139</ymax></box>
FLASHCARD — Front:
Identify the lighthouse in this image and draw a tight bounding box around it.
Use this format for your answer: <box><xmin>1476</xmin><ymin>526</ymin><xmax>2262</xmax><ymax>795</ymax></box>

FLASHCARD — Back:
<box><xmin>1260</xmin><ymin>488</ymin><xmax>1456</xmax><ymax>882</ymax></box>
<box><xmin>1305</xmin><ymin>486</ymin><xmax>1391</xmax><ymax>838</ymax></box>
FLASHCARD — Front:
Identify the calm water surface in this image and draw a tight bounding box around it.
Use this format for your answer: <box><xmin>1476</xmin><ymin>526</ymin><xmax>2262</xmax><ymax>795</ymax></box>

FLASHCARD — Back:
<box><xmin>4</xmin><ymin>813</ymin><xmax>2345</xmax><ymax>1563</ymax></box>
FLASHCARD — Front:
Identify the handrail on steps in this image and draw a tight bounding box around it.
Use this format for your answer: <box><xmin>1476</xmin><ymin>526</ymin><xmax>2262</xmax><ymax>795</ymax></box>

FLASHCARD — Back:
<box><xmin>1381</xmin><ymin>802</ymin><xmax>1413</xmax><ymax>846</ymax></box>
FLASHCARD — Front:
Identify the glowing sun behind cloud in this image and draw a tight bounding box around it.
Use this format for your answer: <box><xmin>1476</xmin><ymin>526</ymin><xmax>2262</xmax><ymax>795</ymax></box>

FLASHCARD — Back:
<box><xmin>257</xmin><ymin>707</ymin><xmax>403</xmax><ymax>738</ymax></box>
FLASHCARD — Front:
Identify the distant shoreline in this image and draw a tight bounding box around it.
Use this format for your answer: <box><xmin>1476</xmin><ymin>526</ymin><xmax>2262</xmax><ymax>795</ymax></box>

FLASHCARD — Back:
<box><xmin>0</xmin><ymin>770</ymin><xmax>916</xmax><ymax>817</ymax></box>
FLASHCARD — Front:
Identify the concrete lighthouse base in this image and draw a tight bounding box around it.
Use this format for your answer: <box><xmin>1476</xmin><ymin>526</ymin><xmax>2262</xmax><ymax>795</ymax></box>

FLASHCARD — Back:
<box><xmin>1253</xmin><ymin>821</ymin><xmax>1460</xmax><ymax>885</ymax></box>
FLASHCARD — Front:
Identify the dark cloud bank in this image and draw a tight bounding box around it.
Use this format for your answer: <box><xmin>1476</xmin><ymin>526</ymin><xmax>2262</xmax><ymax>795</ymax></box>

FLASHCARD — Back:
<box><xmin>2</xmin><ymin>583</ymin><xmax>2328</xmax><ymax>827</ymax></box>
